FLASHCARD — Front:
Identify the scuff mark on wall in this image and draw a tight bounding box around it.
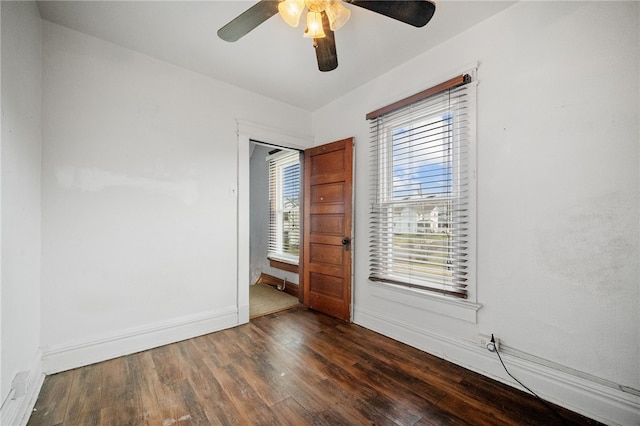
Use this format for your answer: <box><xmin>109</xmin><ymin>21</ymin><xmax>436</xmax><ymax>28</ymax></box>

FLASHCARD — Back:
<box><xmin>535</xmin><ymin>192</ymin><xmax>635</xmax><ymax>297</ymax></box>
<box><xmin>55</xmin><ymin>166</ymin><xmax>199</xmax><ymax>205</ymax></box>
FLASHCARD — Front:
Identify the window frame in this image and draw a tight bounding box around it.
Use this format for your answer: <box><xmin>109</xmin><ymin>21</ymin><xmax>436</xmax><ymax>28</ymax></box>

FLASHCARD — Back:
<box><xmin>267</xmin><ymin>150</ymin><xmax>301</xmax><ymax>266</ymax></box>
<box><xmin>368</xmin><ymin>73</ymin><xmax>477</xmax><ymax>301</ymax></box>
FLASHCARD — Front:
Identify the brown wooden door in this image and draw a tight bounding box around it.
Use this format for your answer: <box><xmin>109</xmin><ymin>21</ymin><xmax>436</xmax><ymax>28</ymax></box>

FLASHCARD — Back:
<box><xmin>302</xmin><ymin>138</ymin><xmax>353</xmax><ymax>321</ymax></box>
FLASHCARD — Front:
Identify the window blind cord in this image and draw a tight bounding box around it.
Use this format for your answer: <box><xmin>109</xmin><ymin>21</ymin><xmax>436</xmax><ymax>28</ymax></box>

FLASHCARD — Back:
<box><xmin>492</xmin><ymin>335</ymin><xmax>568</xmax><ymax>425</ymax></box>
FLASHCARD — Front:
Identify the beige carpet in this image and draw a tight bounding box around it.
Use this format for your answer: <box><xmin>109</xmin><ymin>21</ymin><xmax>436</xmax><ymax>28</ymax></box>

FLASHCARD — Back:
<box><xmin>250</xmin><ymin>284</ymin><xmax>300</xmax><ymax>319</ymax></box>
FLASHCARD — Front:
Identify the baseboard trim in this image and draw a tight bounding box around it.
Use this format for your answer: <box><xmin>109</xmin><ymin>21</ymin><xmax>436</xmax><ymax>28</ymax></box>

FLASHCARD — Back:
<box><xmin>257</xmin><ymin>272</ymin><xmax>300</xmax><ymax>299</ymax></box>
<box><xmin>1</xmin><ymin>349</ymin><xmax>45</xmax><ymax>426</ymax></box>
<box><xmin>238</xmin><ymin>303</ymin><xmax>250</xmax><ymax>325</ymax></box>
<box><xmin>354</xmin><ymin>306</ymin><xmax>640</xmax><ymax>426</ymax></box>
<box><xmin>41</xmin><ymin>306</ymin><xmax>238</xmax><ymax>374</ymax></box>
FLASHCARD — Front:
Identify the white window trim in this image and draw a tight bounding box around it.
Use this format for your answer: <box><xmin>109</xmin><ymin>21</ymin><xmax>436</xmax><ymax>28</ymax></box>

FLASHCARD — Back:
<box><xmin>370</xmin><ymin>280</ymin><xmax>482</xmax><ymax>323</ymax></box>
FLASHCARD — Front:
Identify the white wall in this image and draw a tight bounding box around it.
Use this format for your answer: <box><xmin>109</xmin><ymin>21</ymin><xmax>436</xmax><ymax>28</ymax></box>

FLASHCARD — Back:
<box><xmin>249</xmin><ymin>144</ymin><xmax>271</xmax><ymax>284</ymax></box>
<box><xmin>312</xmin><ymin>2</ymin><xmax>639</xmax><ymax>424</ymax></box>
<box><xmin>40</xmin><ymin>21</ymin><xmax>311</xmax><ymax>372</ymax></box>
<box><xmin>1</xmin><ymin>1</ymin><xmax>44</xmax><ymax>424</ymax></box>
<box><xmin>249</xmin><ymin>143</ymin><xmax>299</xmax><ymax>286</ymax></box>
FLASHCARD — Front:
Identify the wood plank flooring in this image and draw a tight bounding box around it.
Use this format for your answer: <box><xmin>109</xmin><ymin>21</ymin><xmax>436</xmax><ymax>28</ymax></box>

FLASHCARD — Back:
<box><xmin>28</xmin><ymin>307</ymin><xmax>600</xmax><ymax>425</ymax></box>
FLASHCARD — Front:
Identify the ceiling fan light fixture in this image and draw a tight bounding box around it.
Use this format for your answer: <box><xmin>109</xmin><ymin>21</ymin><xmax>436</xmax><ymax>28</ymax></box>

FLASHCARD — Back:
<box><xmin>278</xmin><ymin>0</ymin><xmax>305</xmax><ymax>27</ymax></box>
<box><xmin>218</xmin><ymin>0</ymin><xmax>438</xmax><ymax>72</ymax></box>
<box><xmin>325</xmin><ymin>0</ymin><xmax>350</xmax><ymax>31</ymax></box>
<box><xmin>304</xmin><ymin>11</ymin><xmax>326</xmax><ymax>39</ymax></box>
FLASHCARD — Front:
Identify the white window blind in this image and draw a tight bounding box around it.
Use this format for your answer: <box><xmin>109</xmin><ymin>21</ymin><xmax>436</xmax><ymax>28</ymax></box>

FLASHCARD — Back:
<box><xmin>368</xmin><ymin>75</ymin><xmax>474</xmax><ymax>298</ymax></box>
<box><xmin>268</xmin><ymin>150</ymin><xmax>301</xmax><ymax>264</ymax></box>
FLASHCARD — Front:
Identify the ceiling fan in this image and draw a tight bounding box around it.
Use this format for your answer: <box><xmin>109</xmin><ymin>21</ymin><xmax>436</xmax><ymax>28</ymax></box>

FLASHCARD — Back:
<box><xmin>217</xmin><ymin>0</ymin><xmax>436</xmax><ymax>72</ymax></box>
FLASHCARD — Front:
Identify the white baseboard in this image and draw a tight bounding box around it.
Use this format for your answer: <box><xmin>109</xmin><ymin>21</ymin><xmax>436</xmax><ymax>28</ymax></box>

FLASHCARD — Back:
<box><xmin>354</xmin><ymin>307</ymin><xmax>640</xmax><ymax>426</ymax></box>
<box><xmin>238</xmin><ymin>303</ymin><xmax>249</xmax><ymax>325</ymax></box>
<box><xmin>1</xmin><ymin>349</ymin><xmax>45</xmax><ymax>426</ymax></box>
<box><xmin>41</xmin><ymin>306</ymin><xmax>239</xmax><ymax>374</ymax></box>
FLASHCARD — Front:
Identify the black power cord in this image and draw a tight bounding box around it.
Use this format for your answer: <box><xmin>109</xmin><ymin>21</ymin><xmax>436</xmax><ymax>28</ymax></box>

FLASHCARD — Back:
<box><xmin>490</xmin><ymin>334</ymin><xmax>569</xmax><ymax>425</ymax></box>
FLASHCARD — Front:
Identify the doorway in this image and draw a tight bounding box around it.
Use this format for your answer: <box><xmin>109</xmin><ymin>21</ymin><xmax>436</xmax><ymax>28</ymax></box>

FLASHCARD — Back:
<box><xmin>248</xmin><ymin>141</ymin><xmax>302</xmax><ymax>318</ymax></box>
<box><xmin>237</xmin><ymin>121</ymin><xmax>353</xmax><ymax>323</ymax></box>
<box><xmin>236</xmin><ymin>121</ymin><xmax>311</xmax><ymax>324</ymax></box>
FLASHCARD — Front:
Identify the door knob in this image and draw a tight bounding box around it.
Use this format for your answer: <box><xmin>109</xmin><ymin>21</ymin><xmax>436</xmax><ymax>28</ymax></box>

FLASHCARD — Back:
<box><xmin>342</xmin><ymin>237</ymin><xmax>351</xmax><ymax>249</ymax></box>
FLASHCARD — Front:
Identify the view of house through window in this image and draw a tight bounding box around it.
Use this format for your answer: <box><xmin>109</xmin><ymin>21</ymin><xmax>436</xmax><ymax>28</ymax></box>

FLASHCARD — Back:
<box><xmin>369</xmin><ymin>76</ymin><xmax>474</xmax><ymax>298</ymax></box>
<box><xmin>389</xmin><ymin>113</ymin><xmax>454</xmax><ymax>280</ymax></box>
<box><xmin>268</xmin><ymin>150</ymin><xmax>301</xmax><ymax>264</ymax></box>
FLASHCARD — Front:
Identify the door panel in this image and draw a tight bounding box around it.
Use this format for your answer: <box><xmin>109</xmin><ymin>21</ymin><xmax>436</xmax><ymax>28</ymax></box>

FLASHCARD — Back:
<box><xmin>303</xmin><ymin>138</ymin><xmax>353</xmax><ymax>321</ymax></box>
<box><xmin>308</xmin><ymin>272</ymin><xmax>343</xmax><ymax>298</ymax></box>
<box><xmin>310</xmin><ymin>183</ymin><xmax>345</xmax><ymax>204</ymax></box>
<box><xmin>309</xmin><ymin>243</ymin><xmax>344</xmax><ymax>266</ymax></box>
<box><xmin>310</xmin><ymin>149</ymin><xmax>345</xmax><ymax>173</ymax></box>
<box><xmin>310</xmin><ymin>215</ymin><xmax>344</xmax><ymax>235</ymax></box>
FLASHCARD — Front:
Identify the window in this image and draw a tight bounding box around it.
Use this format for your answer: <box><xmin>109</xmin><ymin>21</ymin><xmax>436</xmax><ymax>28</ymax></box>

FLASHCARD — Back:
<box><xmin>268</xmin><ymin>150</ymin><xmax>301</xmax><ymax>265</ymax></box>
<box><xmin>368</xmin><ymin>74</ymin><xmax>475</xmax><ymax>298</ymax></box>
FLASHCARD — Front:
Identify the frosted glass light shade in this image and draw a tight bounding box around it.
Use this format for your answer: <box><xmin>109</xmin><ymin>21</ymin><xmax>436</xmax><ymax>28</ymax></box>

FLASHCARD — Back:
<box><xmin>304</xmin><ymin>11</ymin><xmax>326</xmax><ymax>38</ymax></box>
<box><xmin>278</xmin><ymin>0</ymin><xmax>305</xmax><ymax>27</ymax></box>
<box><xmin>325</xmin><ymin>0</ymin><xmax>350</xmax><ymax>31</ymax></box>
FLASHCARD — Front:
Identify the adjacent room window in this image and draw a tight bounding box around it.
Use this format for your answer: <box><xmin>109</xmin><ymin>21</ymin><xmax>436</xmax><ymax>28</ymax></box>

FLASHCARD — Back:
<box><xmin>268</xmin><ymin>150</ymin><xmax>301</xmax><ymax>265</ymax></box>
<box><xmin>368</xmin><ymin>74</ymin><xmax>475</xmax><ymax>298</ymax></box>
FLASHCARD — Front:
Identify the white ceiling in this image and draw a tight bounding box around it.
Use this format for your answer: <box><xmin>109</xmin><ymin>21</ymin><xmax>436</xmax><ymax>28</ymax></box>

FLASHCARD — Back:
<box><xmin>37</xmin><ymin>1</ymin><xmax>514</xmax><ymax>111</ymax></box>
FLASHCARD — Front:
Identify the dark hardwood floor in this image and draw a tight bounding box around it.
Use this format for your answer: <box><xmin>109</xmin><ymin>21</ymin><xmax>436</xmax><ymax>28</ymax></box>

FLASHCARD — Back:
<box><xmin>28</xmin><ymin>307</ymin><xmax>600</xmax><ymax>425</ymax></box>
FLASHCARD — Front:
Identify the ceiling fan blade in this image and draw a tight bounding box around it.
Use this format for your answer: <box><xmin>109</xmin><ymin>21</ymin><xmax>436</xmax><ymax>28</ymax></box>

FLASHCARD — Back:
<box><xmin>315</xmin><ymin>13</ymin><xmax>338</xmax><ymax>72</ymax></box>
<box><xmin>218</xmin><ymin>0</ymin><xmax>279</xmax><ymax>42</ymax></box>
<box><xmin>347</xmin><ymin>0</ymin><xmax>436</xmax><ymax>27</ymax></box>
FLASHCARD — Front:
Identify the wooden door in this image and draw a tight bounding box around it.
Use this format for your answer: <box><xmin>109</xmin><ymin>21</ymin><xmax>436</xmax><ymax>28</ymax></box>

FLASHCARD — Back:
<box><xmin>302</xmin><ymin>138</ymin><xmax>353</xmax><ymax>321</ymax></box>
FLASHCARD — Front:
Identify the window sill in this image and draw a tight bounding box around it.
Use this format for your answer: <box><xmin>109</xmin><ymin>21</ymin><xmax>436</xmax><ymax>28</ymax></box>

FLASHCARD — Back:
<box><xmin>268</xmin><ymin>257</ymin><xmax>299</xmax><ymax>274</ymax></box>
<box><xmin>370</xmin><ymin>280</ymin><xmax>482</xmax><ymax>323</ymax></box>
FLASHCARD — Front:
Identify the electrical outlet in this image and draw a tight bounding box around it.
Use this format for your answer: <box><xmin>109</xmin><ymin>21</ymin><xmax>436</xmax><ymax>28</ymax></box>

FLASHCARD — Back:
<box><xmin>486</xmin><ymin>335</ymin><xmax>500</xmax><ymax>352</ymax></box>
<box><xmin>478</xmin><ymin>333</ymin><xmax>500</xmax><ymax>352</ymax></box>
